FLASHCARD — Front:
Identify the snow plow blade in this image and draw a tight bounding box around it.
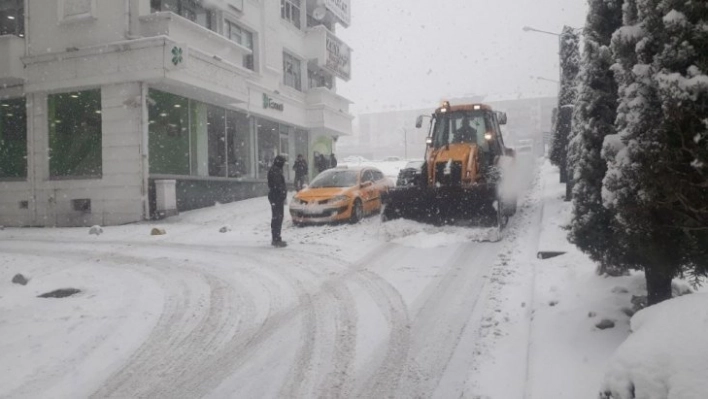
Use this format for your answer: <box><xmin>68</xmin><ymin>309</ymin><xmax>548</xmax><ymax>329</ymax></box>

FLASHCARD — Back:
<box><xmin>382</xmin><ymin>185</ymin><xmax>500</xmax><ymax>226</ymax></box>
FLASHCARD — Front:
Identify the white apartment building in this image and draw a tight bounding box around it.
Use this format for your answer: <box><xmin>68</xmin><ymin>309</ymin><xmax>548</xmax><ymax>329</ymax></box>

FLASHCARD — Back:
<box><xmin>0</xmin><ymin>0</ymin><xmax>354</xmax><ymax>227</ymax></box>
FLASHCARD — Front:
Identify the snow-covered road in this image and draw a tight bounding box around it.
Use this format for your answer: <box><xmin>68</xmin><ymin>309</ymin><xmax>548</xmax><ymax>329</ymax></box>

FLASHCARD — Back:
<box><xmin>0</xmin><ymin>162</ymin><xmax>541</xmax><ymax>398</ymax></box>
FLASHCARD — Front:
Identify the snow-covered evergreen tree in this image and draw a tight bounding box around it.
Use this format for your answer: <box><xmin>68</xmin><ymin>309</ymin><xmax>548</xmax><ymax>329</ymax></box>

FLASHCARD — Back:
<box><xmin>603</xmin><ymin>0</ymin><xmax>708</xmax><ymax>305</ymax></box>
<box><xmin>568</xmin><ymin>0</ymin><xmax>624</xmax><ymax>276</ymax></box>
<box><xmin>550</xmin><ymin>26</ymin><xmax>581</xmax><ymax>183</ymax></box>
<box><xmin>651</xmin><ymin>0</ymin><xmax>708</xmax><ymax>280</ymax></box>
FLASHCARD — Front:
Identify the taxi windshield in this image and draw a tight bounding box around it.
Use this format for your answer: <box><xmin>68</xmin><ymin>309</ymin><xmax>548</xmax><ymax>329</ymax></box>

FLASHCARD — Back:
<box><xmin>309</xmin><ymin>170</ymin><xmax>359</xmax><ymax>188</ymax></box>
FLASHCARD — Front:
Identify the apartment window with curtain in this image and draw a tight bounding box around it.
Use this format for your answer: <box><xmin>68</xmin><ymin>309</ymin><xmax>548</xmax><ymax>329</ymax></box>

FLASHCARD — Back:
<box><xmin>280</xmin><ymin>0</ymin><xmax>301</xmax><ymax>29</ymax></box>
<box><xmin>283</xmin><ymin>52</ymin><xmax>302</xmax><ymax>91</ymax></box>
<box><xmin>226</xmin><ymin>21</ymin><xmax>255</xmax><ymax>71</ymax></box>
<box><xmin>151</xmin><ymin>0</ymin><xmax>213</xmax><ymax>31</ymax></box>
<box><xmin>0</xmin><ymin>0</ymin><xmax>24</xmax><ymax>37</ymax></box>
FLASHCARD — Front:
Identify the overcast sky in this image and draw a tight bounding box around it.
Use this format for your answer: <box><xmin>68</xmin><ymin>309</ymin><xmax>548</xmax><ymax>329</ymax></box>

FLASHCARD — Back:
<box><xmin>337</xmin><ymin>0</ymin><xmax>588</xmax><ymax>114</ymax></box>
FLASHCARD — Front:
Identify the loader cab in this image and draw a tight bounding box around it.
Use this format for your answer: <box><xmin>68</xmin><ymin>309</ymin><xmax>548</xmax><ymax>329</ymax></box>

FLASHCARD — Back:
<box><xmin>427</xmin><ymin>104</ymin><xmax>505</xmax><ymax>158</ymax></box>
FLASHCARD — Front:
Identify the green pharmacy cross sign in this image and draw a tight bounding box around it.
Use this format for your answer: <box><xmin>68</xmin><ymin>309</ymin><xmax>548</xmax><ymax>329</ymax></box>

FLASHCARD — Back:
<box><xmin>171</xmin><ymin>46</ymin><xmax>183</xmax><ymax>66</ymax></box>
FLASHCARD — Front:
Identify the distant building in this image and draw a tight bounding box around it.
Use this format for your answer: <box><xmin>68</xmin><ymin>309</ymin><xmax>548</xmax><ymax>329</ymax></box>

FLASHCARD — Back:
<box><xmin>340</xmin><ymin>96</ymin><xmax>556</xmax><ymax>160</ymax></box>
<box><xmin>0</xmin><ymin>0</ymin><xmax>354</xmax><ymax>226</ymax></box>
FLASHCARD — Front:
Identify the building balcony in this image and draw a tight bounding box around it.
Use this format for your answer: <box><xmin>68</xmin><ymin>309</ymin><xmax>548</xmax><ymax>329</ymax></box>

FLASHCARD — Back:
<box><xmin>306</xmin><ymin>87</ymin><xmax>353</xmax><ymax>136</ymax></box>
<box><xmin>0</xmin><ymin>35</ymin><xmax>25</xmax><ymax>86</ymax></box>
<box><xmin>304</xmin><ymin>26</ymin><xmax>351</xmax><ymax>82</ymax></box>
<box><xmin>306</xmin><ymin>0</ymin><xmax>351</xmax><ymax>28</ymax></box>
<box><xmin>139</xmin><ymin>12</ymin><xmax>252</xmax><ymax>71</ymax></box>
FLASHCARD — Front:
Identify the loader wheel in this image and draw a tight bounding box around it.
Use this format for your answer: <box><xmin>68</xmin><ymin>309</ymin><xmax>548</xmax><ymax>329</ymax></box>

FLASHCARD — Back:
<box><xmin>381</xmin><ymin>204</ymin><xmax>399</xmax><ymax>222</ymax></box>
<box><xmin>350</xmin><ymin>199</ymin><xmax>364</xmax><ymax>224</ymax></box>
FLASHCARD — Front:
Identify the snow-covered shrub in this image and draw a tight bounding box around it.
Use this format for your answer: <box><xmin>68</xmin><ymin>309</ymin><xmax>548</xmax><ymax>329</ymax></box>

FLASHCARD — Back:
<box><xmin>600</xmin><ymin>293</ymin><xmax>708</xmax><ymax>399</ymax></box>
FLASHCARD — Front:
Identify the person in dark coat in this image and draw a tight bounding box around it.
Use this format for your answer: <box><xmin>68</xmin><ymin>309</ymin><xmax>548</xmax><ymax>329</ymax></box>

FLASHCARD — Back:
<box><xmin>293</xmin><ymin>154</ymin><xmax>308</xmax><ymax>191</ymax></box>
<box><xmin>329</xmin><ymin>153</ymin><xmax>337</xmax><ymax>169</ymax></box>
<box><xmin>315</xmin><ymin>152</ymin><xmax>328</xmax><ymax>174</ymax></box>
<box><xmin>268</xmin><ymin>155</ymin><xmax>287</xmax><ymax>247</ymax></box>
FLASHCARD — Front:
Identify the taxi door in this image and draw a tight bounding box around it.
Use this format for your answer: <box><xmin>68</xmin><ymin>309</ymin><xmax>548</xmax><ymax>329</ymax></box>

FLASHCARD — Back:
<box><xmin>360</xmin><ymin>169</ymin><xmax>378</xmax><ymax>213</ymax></box>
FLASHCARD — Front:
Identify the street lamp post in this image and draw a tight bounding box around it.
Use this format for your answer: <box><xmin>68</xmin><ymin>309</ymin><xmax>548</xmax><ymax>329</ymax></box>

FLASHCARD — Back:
<box><xmin>522</xmin><ymin>26</ymin><xmax>563</xmax><ymax>91</ymax></box>
<box><xmin>400</xmin><ymin>127</ymin><xmax>408</xmax><ymax>159</ymax></box>
<box><xmin>523</xmin><ymin>25</ymin><xmax>574</xmax><ymax>195</ymax></box>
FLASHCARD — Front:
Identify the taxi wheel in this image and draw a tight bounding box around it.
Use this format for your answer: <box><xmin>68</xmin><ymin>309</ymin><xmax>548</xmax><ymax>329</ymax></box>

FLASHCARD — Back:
<box><xmin>350</xmin><ymin>199</ymin><xmax>364</xmax><ymax>224</ymax></box>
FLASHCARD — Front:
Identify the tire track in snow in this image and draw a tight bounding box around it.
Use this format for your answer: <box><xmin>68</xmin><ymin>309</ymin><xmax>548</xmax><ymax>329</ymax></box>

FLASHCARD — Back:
<box><xmin>396</xmin><ymin>243</ymin><xmax>498</xmax><ymax>398</ymax></box>
<box><xmin>352</xmin><ymin>269</ymin><xmax>412</xmax><ymax>398</ymax></box>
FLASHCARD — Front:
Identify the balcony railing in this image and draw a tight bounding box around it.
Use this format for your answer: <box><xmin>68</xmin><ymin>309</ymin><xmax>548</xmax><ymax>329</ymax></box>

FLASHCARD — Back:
<box><xmin>140</xmin><ymin>12</ymin><xmax>252</xmax><ymax>70</ymax></box>
<box><xmin>0</xmin><ymin>35</ymin><xmax>25</xmax><ymax>85</ymax></box>
<box><xmin>306</xmin><ymin>87</ymin><xmax>353</xmax><ymax>136</ymax></box>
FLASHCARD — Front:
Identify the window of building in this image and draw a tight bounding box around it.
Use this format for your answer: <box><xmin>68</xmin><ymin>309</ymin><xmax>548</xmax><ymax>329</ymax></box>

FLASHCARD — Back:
<box><xmin>149</xmin><ymin>90</ymin><xmax>253</xmax><ymax>178</ymax></box>
<box><xmin>148</xmin><ymin>90</ymin><xmax>191</xmax><ymax>175</ymax></box>
<box><xmin>151</xmin><ymin>0</ymin><xmax>213</xmax><ymax>31</ymax></box>
<box><xmin>48</xmin><ymin>90</ymin><xmax>102</xmax><ymax>179</ymax></box>
<box><xmin>207</xmin><ymin>105</ymin><xmax>227</xmax><ymax>177</ymax></box>
<box><xmin>226</xmin><ymin>110</ymin><xmax>251</xmax><ymax>178</ymax></box>
<box><xmin>257</xmin><ymin>119</ymin><xmax>279</xmax><ymax>178</ymax></box>
<box><xmin>308</xmin><ymin>68</ymin><xmax>333</xmax><ymax>90</ymax></box>
<box><xmin>0</xmin><ymin>0</ymin><xmax>24</xmax><ymax>37</ymax></box>
<box><xmin>279</xmin><ymin>124</ymin><xmax>291</xmax><ymax>181</ymax></box>
<box><xmin>283</xmin><ymin>52</ymin><xmax>302</xmax><ymax>91</ymax></box>
<box><xmin>280</xmin><ymin>0</ymin><xmax>301</xmax><ymax>29</ymax></box>
<box><xmin>226</xmin><ymin>21</ymin><xmax>255</xmax><ymax>70</ymax></box>
<box><xmin>0</xmin><ymin>97</ymin><xmax>27</xmax><ymax>179</ymax></box>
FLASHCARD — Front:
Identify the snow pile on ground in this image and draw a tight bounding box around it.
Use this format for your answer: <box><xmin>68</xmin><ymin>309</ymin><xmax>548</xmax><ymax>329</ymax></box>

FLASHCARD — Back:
<box><xmin>391</xmin><ymin>231</ymin><xmax>470</xmax><ymax>248</ymax></box>
<box><xmin>600</xmin><ymin>293</ymin><xmax>708</xmax><ymax>399</ymax></box>
<box><xmin>380</xmin><ymin>218</ymin><xmax>499</xmax><ymax>245</ymax></box>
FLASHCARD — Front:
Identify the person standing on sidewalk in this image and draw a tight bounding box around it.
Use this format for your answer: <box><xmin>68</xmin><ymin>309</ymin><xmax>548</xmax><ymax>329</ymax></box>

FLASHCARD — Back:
<box><xmin>293</xmin><ymin>154</ymin><xmax>308</xmax><ymax>191</ymax></box>
<box><xmin>268</xmin><ymin>155</ymin><xmax>287</xmax><ymax>248</ymax></box>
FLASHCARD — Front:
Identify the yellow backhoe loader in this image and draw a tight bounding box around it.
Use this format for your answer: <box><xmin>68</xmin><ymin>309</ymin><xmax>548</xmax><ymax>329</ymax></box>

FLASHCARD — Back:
<box><xmin>382</xmin><ymin>101</ymin><xmax>517</xmax><ymax>228</ymax></box>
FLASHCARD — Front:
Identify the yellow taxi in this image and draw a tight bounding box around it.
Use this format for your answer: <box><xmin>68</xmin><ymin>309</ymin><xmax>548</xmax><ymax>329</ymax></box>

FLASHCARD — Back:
<box><xmin>290</xmin><ymin>166</ymin><xmax>393</xmax><ymax>225</ymax></box>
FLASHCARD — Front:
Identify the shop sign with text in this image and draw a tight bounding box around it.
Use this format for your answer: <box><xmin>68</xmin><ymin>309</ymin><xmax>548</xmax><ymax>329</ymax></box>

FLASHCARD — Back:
<box><xmin>263</xmin><ymin>94</ymin><xmax>284</xmax><ymax>111</ymax></box>
<box><xmin>324</xmin><ymin>0</ymin><xmax>350</xmax><ymax>26</ymax></box>
<box><xmin>324</xmin><ymin>32</ymin><xmax>351</xmax><ymax>81</ymax></box>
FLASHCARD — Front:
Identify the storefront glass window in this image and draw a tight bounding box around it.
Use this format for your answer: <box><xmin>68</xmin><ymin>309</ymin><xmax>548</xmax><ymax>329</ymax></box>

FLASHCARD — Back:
<box><xmin>150</xmin><ymin>90</ymin><xmax>252</xmax><ymax>179</ymax></box>
<box><xmin>295</xmin><ymin>128</ymin><xmax>309</xmax><ymax>176</ymax></box>
<box><xmin>227</xmin><ymin>110</ymin><xmax>251</xmax><ymax>178</ymax></box>
<box><xmin>257</xmin><ymin>119</ymin><xmax>279</xmax><ymax>178</ymax></box>
<box><xmin>207</xmin><ymin>105</ymin><xmax>226</xmax><ymax>177</ymax></box>
<box><xmin>48</xmin><ymin>90</ymin><xmax>102</xmax><ymax>178</ymax></box>
<box><xmin>279</xmin><ymin>124</ymin><xmax>291</xmax><ymax>181</ymax></box>
<box><xmin>0</xmin><ymin>97</ymin><xmax>27</xmax><ymax>179</ymax></box>
<box><xmin>0</xmin><ymin>0</ymin><xmax>24</xmax><ymax>37</ymax></box>
<box><xmin>148</xmin><ymin>90</ymin><xmax>190</xmax><ymax>175</ymax></box>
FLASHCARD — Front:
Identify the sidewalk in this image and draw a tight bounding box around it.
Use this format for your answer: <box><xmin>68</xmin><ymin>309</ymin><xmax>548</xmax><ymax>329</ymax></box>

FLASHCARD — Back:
<box><xmin>525</xmin><ymin>160</ymin><xmax>635</xmax><ymax>399</ymax></box>
<box><xmin>536</xmin><ymin>161</ymin><xmax>576</xmax><ymax>256</ymax></box>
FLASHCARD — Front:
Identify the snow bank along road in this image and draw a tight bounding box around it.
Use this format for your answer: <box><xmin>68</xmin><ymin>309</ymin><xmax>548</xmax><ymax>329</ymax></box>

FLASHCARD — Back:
<box><xmin>0</xmin><ymin>164</ymin><xmax>540</xmax><ymax>398</ymax></box>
